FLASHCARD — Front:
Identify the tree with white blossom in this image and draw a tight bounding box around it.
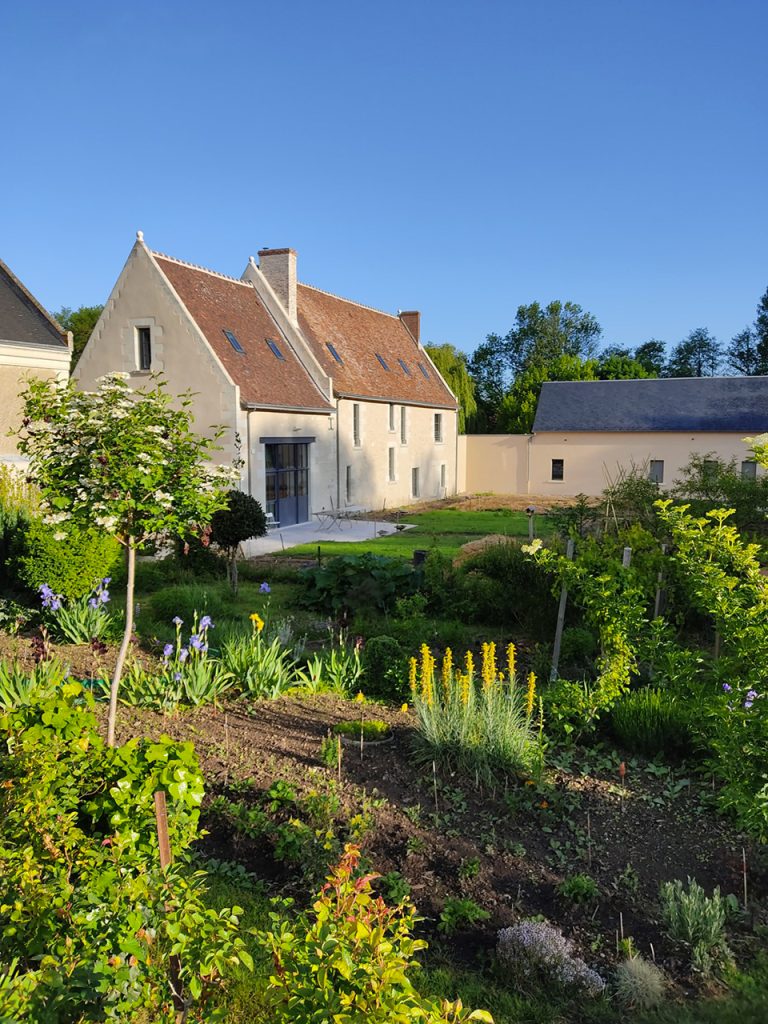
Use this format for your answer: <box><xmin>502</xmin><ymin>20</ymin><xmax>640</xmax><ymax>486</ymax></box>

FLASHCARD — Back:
<box><xmin>18</xmin><ymin>373</ymin><xmax>236</xmax><ymax>745</ymax></box>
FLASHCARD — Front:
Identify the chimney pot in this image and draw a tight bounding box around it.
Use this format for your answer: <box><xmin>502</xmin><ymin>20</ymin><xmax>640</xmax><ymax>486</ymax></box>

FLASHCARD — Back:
<box><xmin>258</xmin><ymin>248</ymin><xmax>297</xmax><ymax>323</ymax></box>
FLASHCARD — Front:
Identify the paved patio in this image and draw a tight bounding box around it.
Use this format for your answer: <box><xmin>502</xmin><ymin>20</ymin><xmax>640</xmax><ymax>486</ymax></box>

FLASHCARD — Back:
<box><xmin>242</xmin><ymin>517</ymin><xmax>413</xmax><ymax>556</ymax></box>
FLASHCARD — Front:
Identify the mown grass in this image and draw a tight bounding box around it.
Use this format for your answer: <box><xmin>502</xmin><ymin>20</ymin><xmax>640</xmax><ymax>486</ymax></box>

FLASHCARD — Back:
<box><xmin>277</xmin><ymin>508</ymin><xmax>551</xmax><ymax>560</ymax></box>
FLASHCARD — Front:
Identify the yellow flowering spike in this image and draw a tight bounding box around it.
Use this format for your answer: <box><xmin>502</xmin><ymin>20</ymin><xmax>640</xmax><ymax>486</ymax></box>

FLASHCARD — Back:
<box><xmin>506</xmin><ymin>642</ymin><xmax>516</xmax><ymax>680</ymax></box>
<box><xmin>460</xmin><ymin>671</ymin><xmax>471</xmax><ymax>706</ymax></box>
<box><xmin>249</xmin><ymin>612</ymin><xmax>265</xmax><ymax>633</ymax></box>
<box><xmin>526</xmin><ymin>671</ymin><xmax>537</xmax><ymax>717</ymax></box>
<box><xmin>442</xmin><ymin>647</ymin><xmax>453</xmax><ymax>695</ymax></box>
<box><xmin>464</xmin><ymin>650</ymin><xmax>474</xmax><ymax>681</ymax></box>
<box><xmin>481</xmin><ymin>641</ymin><xmax>497</xmax><ymax>691</ymax></box>
<box><xmin>408</xmin><ymin>657</ymin><xmax>418</xmax><ymax>695</ymax></box>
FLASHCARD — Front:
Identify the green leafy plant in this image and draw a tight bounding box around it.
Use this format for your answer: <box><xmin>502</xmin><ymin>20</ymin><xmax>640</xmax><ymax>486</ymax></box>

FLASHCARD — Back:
<box><xmin>18</xmin><ymin>372</ymin><xmax>235</xmax><ymax>745</ymax></box>
<box><xmin>660</xmin><ymin>877</ymin><xmax>731</xmax><ymax>976</ymax></box>
<box><xmin>258</xmin><ymin>845</ymin><xmax>493</xmax><ymax>1023</ymax></box>
<box><xmin>379</xmin><ymin>870</ymin><xmax>412</xmax><ymax>904</ymax></box>
<box><xmin>39</xmin><ymin>576</ymin><xmax>116</xmax><ymax>644</ymax></box>
<box><xmin>458</xmin><ymin>857</ymin><xmax>481</xmax><ymax>881</ymax></box>
<box><xmin>557</xmin><ymin>874</ymin><xmax>600</xmax><ymax>906</ymax></box>
<box><xmin>220</xmin><ymin>623</ymin><xmax>297</xmax><ymax>699</ymax></box>
<box><xmin>300</xmin><ymin>553</ymin><xmax>415</xmax><ymax>616</ymax></box>
<box><xmin>361</xmin><ymin>634</ymin><xmax>407</xmax><ymax>700</ymax></box>
<box><xmin>333</xmin><ymin>719</ymin><xmax>392</xmax><ymax>741</ymax></box>
<box><xmin>610</xmin><ymin>686</ymin><xmax>692</xmax><ymax>755</ymax></box>
<box><xmin>210</xmin><ymin>488</ymin><xmax>268</xmax><ymax>594</ymax></box>
<box><xmin>319</xmin><ymin>731</ymin><xmax>342</xmax><ymax>769</ymax></box>
<box><xmin>438</xmin><ymin>897</ymin><xmax>491</xmax><ymax>934</ymax></box>
<box><xmin>0</xmin><ymin>657</ymin><xmax>69</xmax><ymax>710</ymax></box>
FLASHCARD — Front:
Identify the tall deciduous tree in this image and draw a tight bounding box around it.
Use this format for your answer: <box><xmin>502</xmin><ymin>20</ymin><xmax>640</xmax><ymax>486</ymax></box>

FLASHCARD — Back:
<box><xmin>18</xmin><ymin>373</ymin><xmax>236</xmax><ymax>745</ymax></box>
<box><xmin>424</xmin><ymin>343</ymin><xmax>477</xmax><ymax>433</ymax></box>
<box><xmin>634</xmin><ymin>340</ymin><xmax>667</xmax><ymax>376</ymax></box>
<box><xmin>52</xmin><ymin>305</ymin><xmax>104</xmax><ymax>369</ymax></box>
<box><xmin>666</xmin><ymin>328</ymin><xmax>722</xmax><ymax>377</ymax></box>
<box><xmin>498</xmin><ymin>354</ymin><xmax>598</xmax><ymax>433</ymax></box>
<box><xmin>726</xmin><ymin>328</ymin><xmax>761</xmax><ymax>375</ymax></box>
<box><xmin>596</xmin><ymin>351</ymin><xmax>654</xmax><ymax>380</ymax></box>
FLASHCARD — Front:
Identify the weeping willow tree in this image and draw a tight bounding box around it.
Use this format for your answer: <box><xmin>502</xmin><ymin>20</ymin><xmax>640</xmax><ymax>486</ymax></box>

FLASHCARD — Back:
<box><xmin>424</xmin><ymin>343</ymin><xmax>477</xmax><ymax>433</ymax></box>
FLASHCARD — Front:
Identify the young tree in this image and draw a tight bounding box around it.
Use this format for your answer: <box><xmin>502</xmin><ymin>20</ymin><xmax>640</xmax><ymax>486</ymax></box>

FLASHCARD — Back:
<box><xmin>634</xmin><ymin>339</ymin><xmax>667</xmax><ymax>376</ymax></box>
<box><xmin>424</xmin><ymin>343</ymin><xmax>477</xmax><ymax>433</ymax></box>
<box><xmin>726</xmin><ymin>328</ymin><xmax>761</xmax><ymax>375</ymax></box>
<box><xmin>596</xmin><ymin>351</ymin><xmax>654</xmax><ymax>380</ymax></box>
<box><xmin>52</xmin><ymin>304</ymin><xmax>104</xmax><ymax>368</ymax></box>
<box><xmin>210</xmin><ymin>490</ymin><xmax>267</xmax><ymax>594</ymax></box>
<box><xmin>18</xmin><ymin>373</ymin><xmax>235</xmax><ymax>745</ymax></box>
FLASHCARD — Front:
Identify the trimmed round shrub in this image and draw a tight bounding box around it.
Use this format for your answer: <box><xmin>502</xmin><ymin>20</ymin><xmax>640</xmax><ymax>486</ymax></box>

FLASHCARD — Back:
<box><xmin>610</xmin><ymin>687</ymin><xmax>693</xmax><ymax>755</ymax></box>
<box><xmin>9</xmin><ymin>518</ymin><xmax>121</xmax><ymax>602</ymax></box>
<box><xmin>210</xmin><ymin>489</ymin><xmax>267</xmax><ymax>550</ymax></box>
<box><xmin>361</xmin><ymin>635</ymin><xmax>407</xmax><ymax>700</ymax></box>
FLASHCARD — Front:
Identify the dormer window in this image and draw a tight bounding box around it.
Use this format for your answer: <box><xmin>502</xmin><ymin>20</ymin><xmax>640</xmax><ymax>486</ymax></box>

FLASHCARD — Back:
<box><xmin>137</xmin><ymin>326</ymin><xmax>152</xmax><ymax>370</ymax></box>
<box><xmin>417</xmin><ymin>362</ymin><xmax>429</xmax><ymax>379</ymax></box>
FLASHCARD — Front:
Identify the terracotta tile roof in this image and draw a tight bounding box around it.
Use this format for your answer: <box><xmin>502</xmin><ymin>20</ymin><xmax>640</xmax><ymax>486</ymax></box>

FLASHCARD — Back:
<box><xmin>153</xmin><ymin>255</ymin><xmax>332</xmax><ymax>411</ymax></box>
<box><xmin>0</xmin><ymin>258</ymin><xmax>69</xmax><ymax>347</ymax></box>
<box><xmin>297</xmin><ymin>284</ymin><xmax>457</xmax><ymax>409</ymax></box>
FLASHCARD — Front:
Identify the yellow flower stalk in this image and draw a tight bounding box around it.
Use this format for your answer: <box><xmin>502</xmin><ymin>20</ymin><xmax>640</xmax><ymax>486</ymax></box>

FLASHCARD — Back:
<box><xmin>460</xmin><ymin>671</ymin><xmax>471</xmax><ymax>706</ymax></box>
<box><xmin>249</xmin><ymin>612</ymin><xmax>265</xmax><ymax>633</ymax></box>
<box><xmin>464</xmin><ymin>650</ymin><xmax>474</xmax><ymax>681</ymax></box>
<box><xmin>506</xmin><ymin>642</ymin><xmax>516</xmax><ymax>680</ymax></box>
<box><xmin>441</xmin><ymin>647</ymin><xmax>453</xmax><ymax>696</ymax></box>
<box><xmin>526</xmin><ymin>671</ymin><xmax>537</xmax><ymax>718</ymax></box>
<box><xmin>409</xmin><ymin>656</ymin><xmax>418</xmax><ymax>695</ymax></box>
<box><xmin>481</xmin><ymin>641</ymin><xmax>497</xmax><ymax>692</ymax></box>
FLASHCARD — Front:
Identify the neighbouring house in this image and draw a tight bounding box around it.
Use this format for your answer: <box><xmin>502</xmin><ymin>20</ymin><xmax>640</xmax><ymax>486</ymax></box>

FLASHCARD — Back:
<box><xmin>0</xmin><ymin>259</ymin><xmax>72</xmax><ymax>464</ymax></box>
<box><xmin>460</xmin><ymin>376</ymin><xmax>768</xmax><ymax>497</ymax></box>
<box><xmin>74</xmin><ymin>234</ymin><xmax>458</xmax><ymax>524</ymax></box>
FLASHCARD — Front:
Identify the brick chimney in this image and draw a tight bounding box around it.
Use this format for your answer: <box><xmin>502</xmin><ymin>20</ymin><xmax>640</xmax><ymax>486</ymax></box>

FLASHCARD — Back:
<box><xmin>399</xmin><ymin>310</ymin><xmax>420</xmax><ymax>343</ymax></box>
<box><xmin>258</xmin><ymin>248</ymin><xmax>297</xmax><ymax>323</ymax></box>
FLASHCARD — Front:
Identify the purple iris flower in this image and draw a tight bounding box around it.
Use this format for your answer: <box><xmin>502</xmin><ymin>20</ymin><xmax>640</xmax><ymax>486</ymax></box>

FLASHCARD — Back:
<box><xmin>100</xmin><ymin>590</ymin><xmax>110</xmax><ymax>604</ymax></box>
<box><xmin>744</xmin><ymin>701</ymin><xmax>754</xmax><ymax>709</ymax></box>
<box><xmin>50</xmin><ymin>598</ymin><xmax>62</xmax><ymax>612</ymax></box>
<box><xmin>40</xmin><ymin>584</ymin><xmax>54</xmax><ymax>600</ymax></box>
<box><xmin>102</xmin><ymin>577</ymin><xmax>111</xmax><ymax>586</ymax></box>
<box><xmin>189</xmin><ymin>634</ymin><xmax>204</xmax><ymax>651</ymax></box>
<box><xmin>199</xmin><ymin>615</ymin><xmax>213</xmax><ymax>630</ymax></box>
<box><xmin>179</xmin><ymin>647</ymin><xmax>189</xmax><ymax>662</ymax></box>
<box><xmin>722</xmin><ymin>683</ymin><xmax>732</xmax><ymax>692</ymax></box>
<box><xmin>172</xmin><ymin>616</ymin><xmax>183</xmax><ymax>626</ymax></box>
<box><xmin>89</xmin><ymin>597</ymin><xmax>99</xmax><ymax>610</ymax></box>
<box><xmin>163</xmin><ymin>643</ymin><xmax>174</xmax><ymax>659</ymax></box>
<box><xmin>259</xmin><ymin>582</ymin><xmax>271</xmax><ymax>594</ymax></box>
<box><xmin>746</xmin><ymin>690</ymin><xmax>758</xmax><ymax>700</ymax></box>
<box><xmin>174</xmin><ymin>671</ymin><xmax>182</xmax><ymax>681</ymax></box>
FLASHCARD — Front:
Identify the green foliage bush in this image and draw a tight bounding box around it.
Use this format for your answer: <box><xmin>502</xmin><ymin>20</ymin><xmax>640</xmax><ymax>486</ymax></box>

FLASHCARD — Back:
<box><xmin>673</xmin><ymin>452</ymin><xmax>768</xmax><ymax>535</ymax></box>
<box><xmin>659</xmin><ymin>877</ymin><xmax>731</xmax><ymax>976</ymax></box>
<box><xmin>361</xmin><ymin>634</ymin><xmax>408</xmax><ymax>700</ymax></box>
<box><xmin>301</xmin><ymin>553</ymin><xmax>415</xmax><ymax>616</ymax></box>
<box><xmin>9</xmin><ymin>517</ymin><xmax>121</xmax><ymax>602</ymax></box>
<box><xmin>0</xmin><ymin>684</ymin><xmax>252</xmax><ymax>1019</ymax></box>
<box><xmin>610</xmin><ymin>687</ymin><xmax>692</xmax><ymax>755</ymax></box>
<box><xmin>210</xmin><ymin>489</ymin><xmax>267</xmax><ymax>549</ymax></box>
<box><xmin>150</xmin><ymin>584</ymin><xmax>228</xmax><ymax>626</ymax></box>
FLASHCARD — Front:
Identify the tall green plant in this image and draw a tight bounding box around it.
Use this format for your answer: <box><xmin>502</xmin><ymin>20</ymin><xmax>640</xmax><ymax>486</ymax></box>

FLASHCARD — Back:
<box><xmin>18</xmin><ymin>373</ymin><xmax>235</xmax><ymax>745</ymax></box>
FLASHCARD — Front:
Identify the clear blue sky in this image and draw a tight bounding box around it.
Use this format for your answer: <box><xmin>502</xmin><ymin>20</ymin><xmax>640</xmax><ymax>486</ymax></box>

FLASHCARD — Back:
<box><xmin>2</xmin><ymin>0</ymin><xmax>766</xmax><ymax>357</ymax></box>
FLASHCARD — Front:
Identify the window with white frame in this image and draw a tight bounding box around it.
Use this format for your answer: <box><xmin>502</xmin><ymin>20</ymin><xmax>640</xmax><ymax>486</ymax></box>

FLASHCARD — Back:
<box><xmin>649</xmin><ymin>460</ymin><xmax>664</xmax><ymax>484</ymax></box>
<box><xmin>388</xmin><ymin>447</ymin><xmax>395</xmax><ymax>482</ymax></box>
<box><xmin>388</xmin><ymin>403</ymin><xmax>396</xmax><ymax>431</ymax></box>
<box><xmin>434</xmin><ymin>413</ymin><xmax>443</xmax><ymax>443</ymax></box>
<box><xmin>136</xmin><ymin>326</ymin><xmax>152</xmax><ymax>370</ymax></box>
<box><xmin>352</xmin><ymin>404</ymin><xmax>361</xmax><ymax>447</ymax></box>
<box><xmin>400</xmin><ymin>406</ymin><xmax>407</xmax><ymax>445</ymax></box>
<box><xmin>440</xmin><ymin>463</ymin><xmax>446</xmax><ymax>490</ymax></box>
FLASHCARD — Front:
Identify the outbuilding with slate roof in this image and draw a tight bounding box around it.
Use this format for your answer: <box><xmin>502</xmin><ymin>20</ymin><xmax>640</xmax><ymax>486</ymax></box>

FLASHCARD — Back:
<box><xmin>0</xmin><ymin>258</ymin><xmax>72</xmax><ymax>463</ymax></box>
<box><xmin>75</xmin><ymin>234</ymin><xmax>458</xmax><ymax>524</ymax></box>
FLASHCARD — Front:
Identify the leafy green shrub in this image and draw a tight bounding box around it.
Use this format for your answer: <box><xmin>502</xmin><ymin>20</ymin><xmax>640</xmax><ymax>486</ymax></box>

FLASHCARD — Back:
<box><xmin>300</xmin><ymin>553</ymin><xmax>415</xmax><ymax>616</ymax></box>
<box><xmin>659</xmin><ymin>877</ymin><xmax>731</xmax><ymax>976</ymax></box>
<box><xmin>258</xmin><ymin>845</ymin><xmax>492</xmax><ymax>1023</ymax></box>
<box><xmin>613</xmin><ymin>956</ymin><xmax>666</xmax><ymax>1010</ymax></box>
<box><xmin>541</xmin><ymin>677</ymin><xmax>600</xmax><ymax>744</ymax></box>
<box><xmin>210</xmin><ymin>489</ymin><xmax>267</xmax><ymax>593</ymax></box>
<box><xmin>438</xmin><ymin>898</ymin><xmax>491</xmax><ymax>934</ymax></box>
<box><xmin>0</xmin><ymin>684</ymin><xmax>252</xmax><ymax>1018</ymax></box>
<box><xmin>559</xmin><ymin>626</ymin><xmax>599</xmax><ymax>677</ymax></box>
<box><xmin>9</xmin><ymin>516</ymin><xmax>121</xmax><ymax>602</ymax></box>
<box><xmin>333</xmin><ymin>719</ymin><xmax>392</xmax><ymax>740</ymax></box>
<box><xmin>150</xmin><ymin>583</ymin><xmax>228</xmax><ymax>626</ymax></box>
<box><xmin>673</xmin><ymin>452</ymin><xmax>768</xmax><ymax>535</ymax></box>
<box><xmin>557</xmin><ymin>874</ymin><xmax>600</xmax><ymax>906</ymax></box>
<box><xmin>220</xmin><ymin>626</ymin><xmax>297</xmax><ymax>699</ymax></box>
<box><xmin>610</xmin><ymin>687</ymin><xmax>692</xmax><ymax>755</ymax></box>
<box><xmin>457</xmin><ymin>541</ymin><xmax>558</xmax><ymax>635</ymax></box>
<box><xmin>379</xmin><ymin>870</ymin><xmax>412</xmax><ymax>904</ymax></box>
<box><xmin>361</xmin><ymin>634</ymin><xmax>408</xmax><ymax>700</ymax></box>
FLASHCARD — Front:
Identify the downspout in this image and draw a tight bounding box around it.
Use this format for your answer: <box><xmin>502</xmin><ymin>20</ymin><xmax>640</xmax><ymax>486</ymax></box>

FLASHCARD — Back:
<box><xmin>527</xmin><ymin>433</ymin><xmax>533</xmax><ymax>495</ymax></box>
<box><xmin>335</xmin><ymin>397</ymin><xmax>341</xmax><ymax>509</ymax></box>
<box><xmin>246</xmin><ymin>411</ymin><xmax>252</xmax><ymax>497</ymax></box>
<box><xmin>454</xmin><ymin>409</ymin><xmax>459</xmax><ymax>496</ymax></box>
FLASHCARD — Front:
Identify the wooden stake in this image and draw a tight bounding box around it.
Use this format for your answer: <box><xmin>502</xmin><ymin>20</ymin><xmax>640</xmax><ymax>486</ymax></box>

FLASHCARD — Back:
<box><xmin>649</xmin><ymin>942</ymin><xmax>656</xmax><ymax>962</ymax></box>
<box><xmin>622</xmin><ymin>547</ymin><xmax>632</xmax><ymax>569</ymax></box>
<box><xmin>586</xmin><ymin>809</ymin><xmax>592</xmax><ymax>870</ymax></box>
<box><xmin>432</xmin><ymin>760</ymin><xmax>439</xmax><ymax>815</ymax></box>
<box><xmin>742</xmin><ymin>846</ymin><xmax>748</xmax><ymax>909</ymax></box>
<box><xmin>337</xmin><ymin>734</ymin><xmax>342</xmax><ymax>782</ymax></box>
<box><xmin>154</xmin><ymin>790</ymin><xmax>172</xmax><ymax>870</ymax></box>
<box><xmin>550</xmin><ymin>538</ymin><xmax>575</xmax><ymax>681</ymax></box>
<box><xmin>619</xmin><ymin>911</ymin><xmax>624</xmax><ymax>941</ymax></box>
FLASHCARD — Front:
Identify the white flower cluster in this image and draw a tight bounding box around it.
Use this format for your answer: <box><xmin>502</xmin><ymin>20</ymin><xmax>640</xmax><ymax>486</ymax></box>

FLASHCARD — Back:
<box><xmin>497</xmin><ymin>920</ymin><xmax>605</xmax><ymax>997</ymax></box>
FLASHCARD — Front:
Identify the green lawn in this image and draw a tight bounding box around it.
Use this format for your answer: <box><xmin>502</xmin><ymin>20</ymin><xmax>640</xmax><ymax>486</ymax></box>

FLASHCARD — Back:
<box><xmin>277</xmin><ymin>508</ymin><xmax>551</xmax><ymax>560</ymax></box>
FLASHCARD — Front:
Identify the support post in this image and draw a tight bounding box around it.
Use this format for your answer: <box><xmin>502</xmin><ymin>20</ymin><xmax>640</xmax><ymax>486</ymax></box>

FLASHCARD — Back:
<box><xmin>550</xmin><ymin>538</ymin><xmax>575</xmax><ymax>682</ymax></box>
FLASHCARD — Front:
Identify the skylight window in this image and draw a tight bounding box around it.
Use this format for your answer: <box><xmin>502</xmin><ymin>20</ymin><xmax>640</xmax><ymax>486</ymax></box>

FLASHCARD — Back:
<box><xmin>417</xmin><ymin>362</ymin><xmax>430</xmax><ymax>379</ymax></box>
<box><xmin>223</xmin><ymin>329</ymin><xmax>244</xmax><ymax>353</ymax></box>
<box><xmin>326</xmin><ymin>342</ymin><xmax>343</xmax><ymax>364</ymax></box>
<box><xmin>398</xmin><ymin>358</ymin><xmax>411</xmax><ymax>376</ymax></box>
<box><xmin>375</xmin><ymin>353</ymin><xmax>390</xmax><ymax>371</ymax></box>
<box><xmin>267</xmin><ymin>339</ymin><xmax>285</xmax><ymax>360</ymax></box>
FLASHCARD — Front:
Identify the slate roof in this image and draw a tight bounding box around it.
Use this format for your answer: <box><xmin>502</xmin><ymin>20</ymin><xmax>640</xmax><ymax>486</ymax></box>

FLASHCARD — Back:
<box><xmin>297</xmin><ymin>284</ymin><xmax>457</xmax><ymax>408</ymax></box>
<box><xmin>153</xmin><ymin>255</ymin><xmax>333</xmax><ymax>411</ymax></box>
<box><xmin>533</xmin><ymin>377</ymin><xmax>768</xmax><ymax>433</ymax></box>
<box><xmin>0</xmin><ymin>259</ymin><xmax>68</xmax><ymax>347</ymax></box>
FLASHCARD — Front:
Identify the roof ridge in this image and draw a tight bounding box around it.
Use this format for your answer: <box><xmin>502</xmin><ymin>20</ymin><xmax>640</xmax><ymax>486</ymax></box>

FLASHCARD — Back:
<box><xmin>0</xmin><ymin>258</ymin><xmax>69</xmax><ymax>344</ymax></box>
<box><xmin>543</xmin><ymin>375</ymin><xmax>763</xmax><ymax>384</ymax></box>
<box><xmin>151</xmin><ymin>251</ymin><xmax>250</xmax><ymax>287</ymax></box>
<box><xmin>299</xmin><ymin>280</ymin><xmax>400</xmax><ymax>321</ymax></box>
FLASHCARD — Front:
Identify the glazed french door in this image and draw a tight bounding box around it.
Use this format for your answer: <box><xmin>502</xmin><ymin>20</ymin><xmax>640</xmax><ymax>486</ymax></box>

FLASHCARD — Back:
<box><xmin>264</xmin><ymin>443</ymin><xmax>309</xmax><ymax>526</ymax></box>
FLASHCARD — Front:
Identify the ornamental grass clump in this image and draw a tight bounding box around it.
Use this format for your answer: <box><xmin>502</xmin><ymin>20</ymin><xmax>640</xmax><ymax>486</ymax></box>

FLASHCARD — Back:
<box><xmin>613</xmin><ymin>956</ymin><xmax>666</xmax><ymax>1010</ymax></box>
<box><xmin>410</xmin><ymin>642</ymin><xmax>542</xmax><ymax>786</ymax></box>
<box><xmin>496</xmin><ymin>920</ymin><xmax>605</xmax><ymax>997</ymax></box>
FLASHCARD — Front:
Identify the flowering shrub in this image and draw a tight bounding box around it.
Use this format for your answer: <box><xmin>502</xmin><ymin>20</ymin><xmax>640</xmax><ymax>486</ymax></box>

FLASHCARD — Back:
<box><xmin>39</xmin><ymin>576</ymin><xmax>115</xmax><ymax>643</ymax></box>
<box><xmin>411</xmin><ymin>642</ymin><xmax>542</xmax><ymax>786</ymax></box>
<box><xmin>496</xmin><ymin>920</ymin><xmax>605</xmax><ymax>997</ymax></box>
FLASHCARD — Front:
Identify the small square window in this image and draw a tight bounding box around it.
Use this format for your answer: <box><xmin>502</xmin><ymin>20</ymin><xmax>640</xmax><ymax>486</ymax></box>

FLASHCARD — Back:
<box><xmin>434</xmin><ymin>413</ymin><xmax>443</xmax><ymax>443</ymax></box>
<box><xmin>649</xmin><ymin>460</ymin><xmax>664</xmax><ymax>484</ymax></box>
<box><xmin>551</xmin><ymin>458</ymin><xmax>564</xmax><ymax>481</ymax></box>
<box><xmin>267</xmin><ymin>339</ymin><xmax>285</xmax><ymax>360</ymax></box>
<box><xmin>742</xmin><ymin>460</ymin><xmax>757</xmax><ymax>480</ymax></box>
<box><xmin>137</xmin><ymin>326</ymin><xmax>151</xmax><ymax>370</ymax></box>
<box><xmin>223</xmin><ymin>329</ymin><xmax>244</xmax><ymax>353</ymax></box>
